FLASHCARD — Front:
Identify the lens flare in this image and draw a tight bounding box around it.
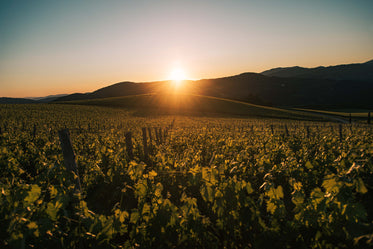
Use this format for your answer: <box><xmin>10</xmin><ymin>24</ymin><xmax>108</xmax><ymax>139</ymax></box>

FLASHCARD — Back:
<box><xmin>168</xmin><ymin>68</ymin><xmax>187</xmax><ymax>90</ymax></box>
<box><xmin>169</xmin><ymin>68</ymin><xmax>186</xmax><ymax>81</ymax></box>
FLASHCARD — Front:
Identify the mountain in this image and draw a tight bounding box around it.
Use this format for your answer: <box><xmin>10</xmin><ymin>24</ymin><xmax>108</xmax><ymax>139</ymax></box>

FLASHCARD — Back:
<box><xmin>56</xmin><ymin>82</ymin><xmax>165</xmax><ymax>102</ymax></box>
<box><xmin>261</xmin><ymin>59</ymin><xmax>373</xmax><ymax>81</ymax></box>
<box><xmin>53</xmin><ymin>59</ymin><xmax>373</xmax><ymax>109</ymax></box>
<box><xmin>55</xmin><ymin>73</ymin><xmax>373</xmax><ymax>109</ymax></box>
<box><xmin>27</xmin><ymin>94</ymin><xmax>69</xmax><ymax>103</ymax></box>
<box><xmin>0</xmin><ymin>94</ymin><xmax>69</xmax><ymax>104</ymax></box>
<box><xmin>0</xmin><ymin>97</ymin><xmax>38</xmax><ymax>104</ymax></box>
<box><xmin>195</xmin><ymin>73</ymin><xmax>373</xmax><ymax>108</ymax></box>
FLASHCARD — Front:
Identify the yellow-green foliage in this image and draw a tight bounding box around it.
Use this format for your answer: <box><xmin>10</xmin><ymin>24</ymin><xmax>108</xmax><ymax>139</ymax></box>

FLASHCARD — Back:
<box><xmin>0</xmin><ymin>104</ymin><xmax>372</xmax><ymax>248</ymax></box>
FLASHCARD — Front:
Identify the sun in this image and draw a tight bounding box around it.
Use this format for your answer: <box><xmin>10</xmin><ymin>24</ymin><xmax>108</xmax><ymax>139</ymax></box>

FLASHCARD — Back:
<box><xmin>168</xmin><ymin>68</ymin><xmax>188</xmax><ymax>91</ymax></box>
<box><xmin>169</xmin><ymin>68</ymin><xmax>187</xmax><ymax>84</ymax></box>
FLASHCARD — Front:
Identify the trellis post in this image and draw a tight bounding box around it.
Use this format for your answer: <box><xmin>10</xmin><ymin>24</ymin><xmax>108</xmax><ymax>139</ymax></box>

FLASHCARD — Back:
<box><xmin>58</xmin><ymin>129</ymin><xmax>81</xmax><ymax>192</ymax></box>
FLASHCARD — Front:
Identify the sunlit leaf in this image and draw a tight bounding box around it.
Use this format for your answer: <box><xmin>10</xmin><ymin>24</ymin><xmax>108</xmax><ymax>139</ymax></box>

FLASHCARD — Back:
<box><xmin>246</xmin><ymin>181</ymin><xmax>254</xmax><ymax>194</ymax></box>
<box><xmin>356</xmin><ymin>178</ymin><xmax>368</xmax><ymax>194</ymax></box>
<box><xmin>130</xmin><ymin>211</ymin><xmax>139</xmax><ymax>224</ymax></box>
<box><xmin>267</xmin><ymin>201</ymin><xmax>276</xmax><ymax>214</ymax></box>
<box><xmin>25</xmin><ymin>184</ymin><xmax>41</xmax><ymax>204</ymax></box>
<box><xmin>27</xmin><ymin>221</ymin><xmax>38</xmax><ymax>229</ymax></box>
<box><xmin>305</xmin><ymin>161</ymin><xmax>313</xmax><ymax>169</ymax></box>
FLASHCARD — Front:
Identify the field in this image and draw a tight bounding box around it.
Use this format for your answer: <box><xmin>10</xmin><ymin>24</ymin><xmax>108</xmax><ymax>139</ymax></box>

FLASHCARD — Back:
<box><xmin>294</xmin><ymin>108</ymin><xmax>371</xmax><ymax>119</ymax></box>
<box><xmin>58</xmin><ymin>93</ymin><xmax>342</xmax><ymax>121</ymax></box>
<box><xmin>0</xmin><ymin>103</ymin><xmax>372</xmax><ymax>248</ymax></box>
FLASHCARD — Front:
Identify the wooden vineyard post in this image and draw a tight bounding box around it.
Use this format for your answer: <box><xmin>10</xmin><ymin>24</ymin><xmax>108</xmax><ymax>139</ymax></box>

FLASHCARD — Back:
<box><xmin>154</xmin><ymin>127</ymin><xmax>160</xmax><ymax>145</ymax></box>
<box><xmin>270</xmin><ymin>125</ymin><xmax>274</xmax><ymax>135</ymax></box>
<box><xmin>284</xmin><ymin>124</ymin><xmax>289</xmax><ymax>137</ymax></box>
<box><xmin>142</xmin><ymin>128</ymin><xmax>148</xmax><ymax>159</ymax></box>
<box><xmin>306</xmin><ymin>126</ymin><xmax>310</xmax><ymax>139</ymax></box>
<box><xmin>49</xmin><ymin>128</ymin><xmax>53</xmax><ymax>142</ymax></box>
<box><xmin>349</xmin><ymin>113</ymin><xmax>352</xmax><ymax>124</ymax></box>
<box><xmin>164</xmin><ymin>128</ymin><xmax>168</xmax><ymax>142</ymax></box>
<box><xmin>58</xmin><ymin>129</ymin><xmax>81</xmax><ymax>192</ymax></box>
<box><xmin>339</xmin><ymin>124</ymin><xmax>343</xmax><ymax>142</ymax></box>
<box><xmin>33</xmin><ymin>124</ymin><xmax>37</xmax><ymax>140</ymax></box>
<box><xmin>368</xmin><ymin>112</ymin><xmax>371</xmax><ymax>124</ymax></box>
<box><xmin>159</xmin><ymin>127</ymin><xmax>163</xmax><ymax>144</ymax></box>
<box><xmin>147</xmin><ymin>127</ymin><xmax>152</xmax><ymax>142</ymax></box>
<box><xmin>147</xmin><ymin>127</ymin><xmax>153</xmax><ymax>151</ymax></box>
<box><xmin>125</xmin><ymin>132</ymin><xmax>134</xmax><ymax>160</ymax></box>
<box><xmin>156</xmin><ymin>127</ymin><xmax>162</xmax><ymax>144</ymax></box>
<box><xmin>169</xmin><ymin>119</ymin><xmax>175</xmax><ymax>130</ymax></box>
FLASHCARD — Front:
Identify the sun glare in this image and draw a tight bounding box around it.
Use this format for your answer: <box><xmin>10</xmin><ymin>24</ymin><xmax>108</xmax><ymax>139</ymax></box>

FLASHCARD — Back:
<box><xmin>167</xmin><ymin>68</ymin><xmax>188</xmax><ymax>92</ymax></box>
<box><xmin>169</xmin><ymin>68</ymin><xmax>187</xmax><ymax>81</ymax></box>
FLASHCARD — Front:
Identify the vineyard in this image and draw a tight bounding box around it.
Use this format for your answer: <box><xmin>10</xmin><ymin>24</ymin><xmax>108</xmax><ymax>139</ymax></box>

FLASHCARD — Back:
<box><xmin>0</xmin><ymin>104</ymin><xmax>372</xmax><ymax>248</ymax></box>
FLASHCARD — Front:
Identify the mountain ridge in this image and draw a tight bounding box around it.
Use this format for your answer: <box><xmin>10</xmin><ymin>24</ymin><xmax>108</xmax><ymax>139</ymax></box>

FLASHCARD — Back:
<box><xmin>1</xmin><ymin>60</ymin><xmax>372</xmax><ymax>108</ymax></box>
<box><xmin>261</xmin><ymin>59</ymin><xmax>373</xmax><ymax>80</ymax></box>
<box><xmin>54</xmin><ymin>72</ymin><xmax>373</xmax><ymax>109</ymax></box>
<box><xmin>0</xmin><ymin>97</ymin><xmax>38</xmax><ymax>104</ymax></box>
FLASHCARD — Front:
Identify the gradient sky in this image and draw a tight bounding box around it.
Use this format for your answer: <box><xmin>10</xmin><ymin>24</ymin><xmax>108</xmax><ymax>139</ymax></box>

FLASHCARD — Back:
<box><xmin>1</xmin><ymin>0</ymin><xmax>372</xmax><ymax>97</ymax></box>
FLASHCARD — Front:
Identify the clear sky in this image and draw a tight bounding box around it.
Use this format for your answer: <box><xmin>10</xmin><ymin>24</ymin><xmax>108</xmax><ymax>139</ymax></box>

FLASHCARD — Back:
<box><xmin>1</xmin><ymin>0</ymin><xmax>372</xmax><ymax>97</ymax></box>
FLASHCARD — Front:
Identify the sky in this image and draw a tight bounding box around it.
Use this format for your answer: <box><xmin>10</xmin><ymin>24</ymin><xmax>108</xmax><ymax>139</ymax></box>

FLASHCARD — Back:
<box><xmin>1</xmin><ymin>0</ymin><xmax>372</xmax><ymax>97</ymax></box>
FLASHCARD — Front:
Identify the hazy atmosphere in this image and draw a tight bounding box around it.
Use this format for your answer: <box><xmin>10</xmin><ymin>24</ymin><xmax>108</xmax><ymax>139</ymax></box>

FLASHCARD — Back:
<box><xmin>1</xmin><ymin>1</ymin><xmax>373</xmax><ymax>248</ymax></box>
<box><xmin>1</xmin><ymin>0</ymin><xmax>373</xmax><ymax>97</ymax></box>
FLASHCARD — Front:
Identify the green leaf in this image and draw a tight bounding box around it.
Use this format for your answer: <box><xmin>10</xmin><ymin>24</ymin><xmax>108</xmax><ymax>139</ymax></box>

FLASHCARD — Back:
<box><xmin>267</xmin><ymin>201</ymin><xmax>276</xmax><ymax>214</ymax></box>
<box><xmin>155</xmin><ymin>182</ymin><xmax>163</xmax><ymax>198</ymax></box>
<box><xmin>356</xmin><ymin>178</ymin><xmax>368</xmax><ymax>194</ymax></box>
<box><xmin>322</xmin><ymin>176</ymin><xmax>340</xmax><ymax>195</ymax></box>
<box><xmin>130</xmin><ymin>211</ymin><xmax>139</xmax><ymax>224</ymax></box>
<box><xmin>119</xmin><ymin>211</ymin><xmax>129</xmax><ymax>223</ymax></box>
<box><xmin>201</xmin><ymin>185</ymin><xmax>214</xmax><ymax>202</ymax></box>
<box><xmin>136</xmin><ymin>182</ymin><xmax>147</xmax><ymax>197</ymax></box>
<box><xmin>275</xmin><ymin>186</ymin><xmax>284</xmax><ymax>199</ymax></box>
<box><xmin>27</xmin><ymin>221</ymin><xmax>38</xmax><ymax>229</ymax></box>
<box><xmin>202</xmin><ymin>167</ymin><xmax>209</xmax><ymax>181</ymax></box>
<box><xmin>311</xmin><ymin>187</ymin><xmax>324</xmax><ymax>205</ymax></box>
<box><xmin>305</xmin><ymin>161</ymin><xmax>313</xmax><ymax>169</ymax></box>
<box><xmin>142</xmin><ymin>203</ymin><xmax>151</xmax><ymax>215</ymax></box>
<box><xmin>246</xmin><ymin>181</ymin><xmax>254</xmax><ymax>194</ymax></box>
<box><xmin>46</xmin><ymin>201</ymin><xmax>62</xmax><ymax>221</ymax></box>
<box><xmin>49</xmin><ymin>185</ymin><xmax>58</xmax><ymax>199</ymax></box>
<box><xmin>292</xmin><ymin>191</ymin><xmax>304</xmax><ymax>205</ymax></box>
<box><xmin>215</xmin><ymin>189</ymin><xmax>223</xmax><ymax>198</ymax></box>
<box><xmin>148</xmin><ymin>170</ymin><xmax>157</xmax><ymax>179</ymax></box>
<box><xmin>267</xmin><ymin>186</ymin><xmax>284</xmax><ymax>199</ymax></box>
<box><xmin>25</xmin><ymin>184</ymin><xmax>41</xmax><ymax>204</ymax></box>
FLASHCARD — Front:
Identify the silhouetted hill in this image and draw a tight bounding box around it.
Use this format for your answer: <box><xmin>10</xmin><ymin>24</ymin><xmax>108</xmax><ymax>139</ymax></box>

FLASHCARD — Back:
<box><xmin>261</xmin><ymin>59</ymin><xmax>373</xmax><ymax>81</ymax></box>
<box><xmin>0</xmin><ymin>97</ymin><xmax>38</xmax><ymax>104</ymax></box>
<box><xmin>54</xmin><ymin>60</ymin><xmax>373</xmax><ymax>109</ymax></box>
<box><xmin>56</xmin><ymin>93</ymin><xmax>91</xmax><ymax>102</ymax></box>
<box><xmin>194</xmin><ymin>73</ymin><xmax>373</xmax><ymax>108</ymax></box>
<box><xmin>56</xmin><ymin>82</ymin><xmax>166</xmax><ymax>102</ymax></box>
<box><xmin>28</xmin><ymin>94</ymin><xmax>68</xmax><ymax>103</ymax></box>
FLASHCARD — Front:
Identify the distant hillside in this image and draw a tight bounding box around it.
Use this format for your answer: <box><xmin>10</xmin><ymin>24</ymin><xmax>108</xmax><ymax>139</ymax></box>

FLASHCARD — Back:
<box><xmin>61</xmin><ymin>93</ymin><xmax>329</xmax><ymax>121</ymax></box>
<box><xmin>0</xmin><ymin>97</ymin><xmax>38</xmax><ymax>104</ymax></box>
<box><xmin>194</xmin><ymin>73</ymin><xmax>373</xmax><ymax>108</ymax></box>
<box><xmin>261</xmin><ymin>59</ymin><xmax>373</xmax><ymax>81</ymax></box>
<box><xmin>54</xmin><ymin>60</ymin><xmax>373</xmax><ymax>109</ymax></box>
<box><xmin>54</xmin><ymin>73</ymin><xmax>373</xmax><ymax>109</ymax></box>
<box><xmin>56</xmin><ymin>82</ymin><xmax>165</xmax><ymax>102</ymax></box>
<box><xmin>28</xmin><ymin>94</ymin><xmax>69</xmax><ymax>103</ymax></box>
